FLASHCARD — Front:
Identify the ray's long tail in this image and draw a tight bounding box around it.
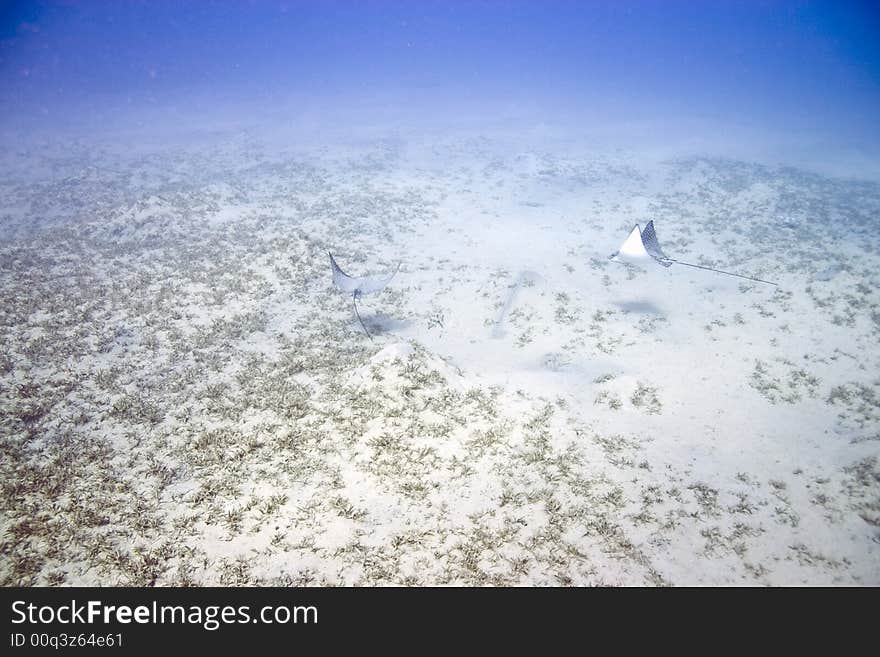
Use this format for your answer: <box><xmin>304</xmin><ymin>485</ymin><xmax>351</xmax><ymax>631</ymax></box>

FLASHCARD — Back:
<box><xmin>353</xmin><ymin>294</ymin><xmax>374</xmax><ymax>342</ymax></box>
<box><xmin>669</xmin><ymin>259</ymin><xmax>778</xmax><ymax>286</ymax></box>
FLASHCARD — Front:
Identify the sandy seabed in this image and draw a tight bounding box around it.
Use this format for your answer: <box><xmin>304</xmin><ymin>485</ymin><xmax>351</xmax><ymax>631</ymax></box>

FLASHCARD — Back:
<box><xmin>1</xmin><ymin>126</ymin><xmax>878</xmax><ymax>585</ymax></box>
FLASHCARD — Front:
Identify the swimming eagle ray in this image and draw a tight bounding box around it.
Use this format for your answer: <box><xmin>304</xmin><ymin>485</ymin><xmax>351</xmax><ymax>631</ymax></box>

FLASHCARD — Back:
<box><xmin>609</xmin><ymin>220</ymin><xmax>777</xmax><ymax>286</ymax></box>
<box><xmin>329</xmin><ymin>252</ymin><xmax>401</xmax><ymax>341</ymax></box>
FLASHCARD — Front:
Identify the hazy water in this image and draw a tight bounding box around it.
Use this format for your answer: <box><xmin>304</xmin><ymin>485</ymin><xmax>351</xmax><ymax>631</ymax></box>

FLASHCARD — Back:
<box><xmin>2</xmin><ymin>1</ymin><xmax>879</xmax><ymax>173</ymax></box>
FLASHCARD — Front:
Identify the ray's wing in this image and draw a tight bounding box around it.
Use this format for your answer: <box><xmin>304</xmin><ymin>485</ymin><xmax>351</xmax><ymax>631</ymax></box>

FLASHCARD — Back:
<box><xmin>641</xmin><ymin>220</ymin><xmax>673</xmax><ymax>267</ymax></box>
<box><xmin>356</xmin><ymin>262</ymin><xmax>401</xmax><ymax>295</ymax></box>
<box><xmin>328</xmin><ymin>252</ymin><xmax>361</xmax><ymax>293</ymax></box>
<box><xmin>610</xmin><ymin>224</ymin><xmax>651</xmax><ymax>262</ymax></box>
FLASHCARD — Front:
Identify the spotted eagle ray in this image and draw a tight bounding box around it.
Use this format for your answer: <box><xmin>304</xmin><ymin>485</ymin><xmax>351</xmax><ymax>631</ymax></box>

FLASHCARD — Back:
<box><xmin>329</xmin><ymin>252</ymin><xmax>400</xmax><ymax>341</ymax></box>
<box><xmin>609</xmin><ymin>220</ymin><xmax>777</xmax><ymax>286</ymax></box>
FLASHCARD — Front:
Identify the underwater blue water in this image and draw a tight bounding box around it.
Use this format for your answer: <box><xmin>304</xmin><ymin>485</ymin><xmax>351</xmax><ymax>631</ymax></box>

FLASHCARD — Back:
<box><xmin>1</xmin><ymin>1</ymin><xmax>878</xmax><ymax>163</ymax></box>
